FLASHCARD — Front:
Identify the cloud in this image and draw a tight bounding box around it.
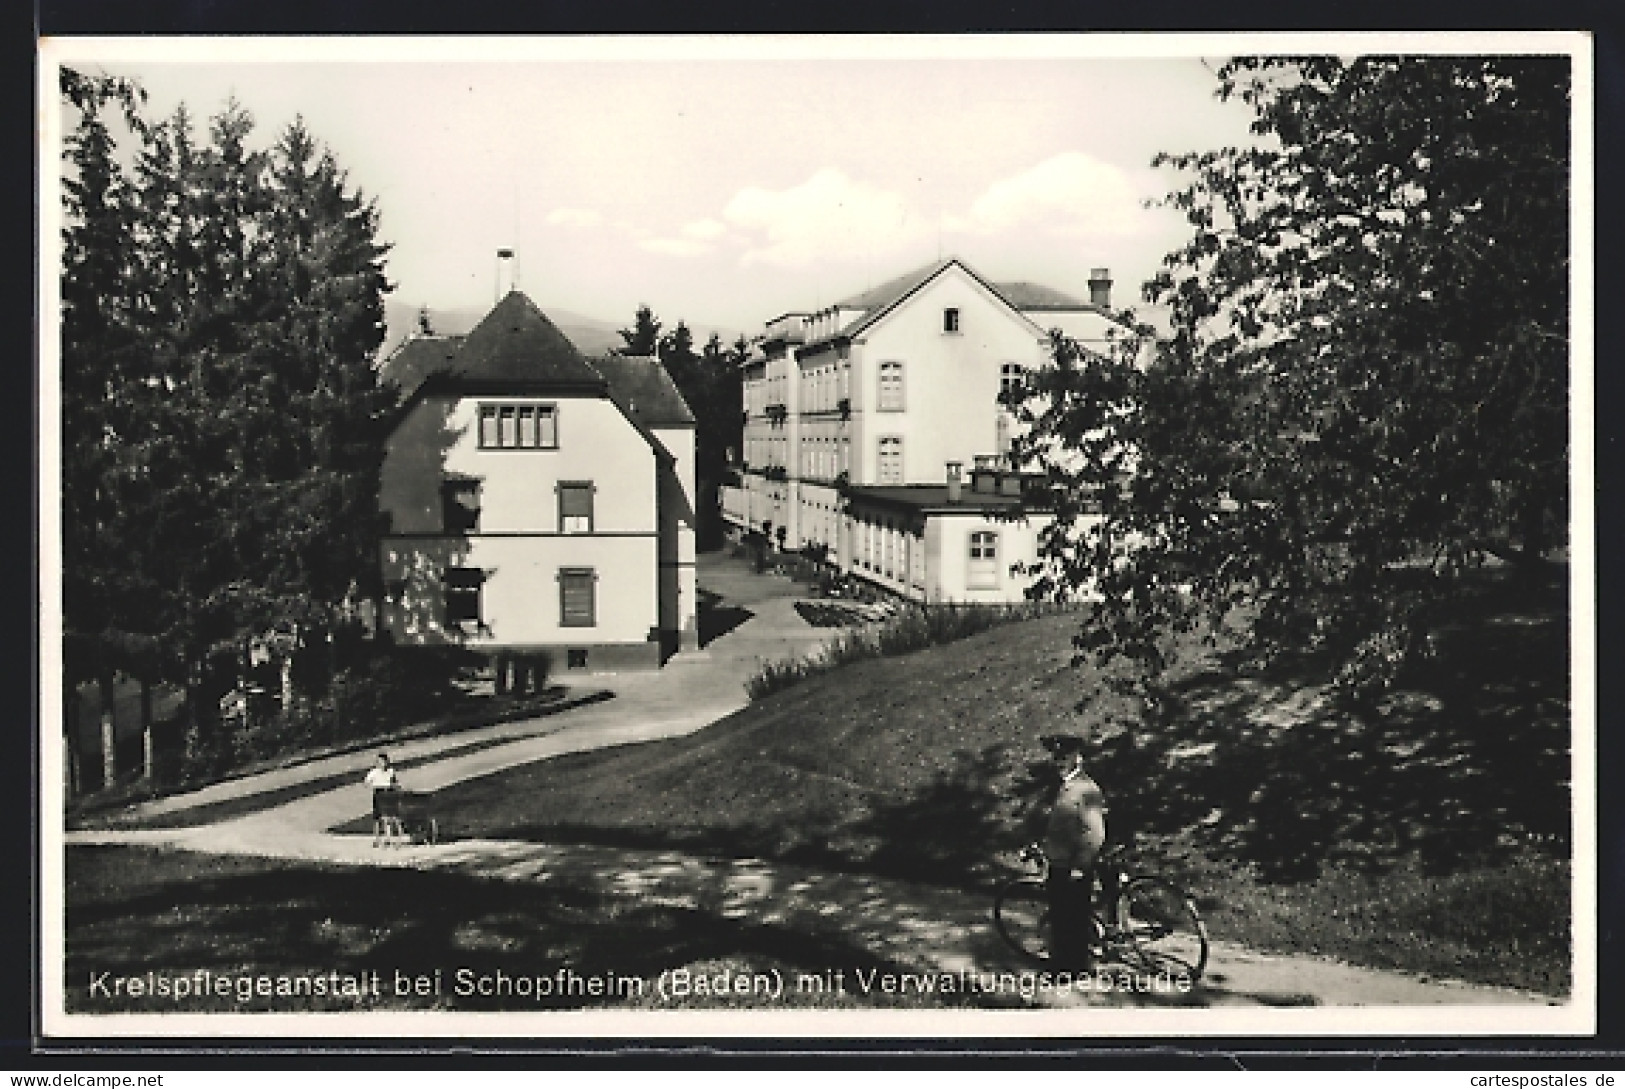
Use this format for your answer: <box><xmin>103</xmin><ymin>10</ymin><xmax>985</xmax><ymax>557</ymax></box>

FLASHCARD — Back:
<box><xmin>638</xmin><ymin>236</ymin><xmax>712</xmax><ymax>257</ymax></box>
<box><xmin>546</xmin><ymin>207</ymin><xmax>602</xmax><ymax>228</ymax></box>
<box><xmin>949</xmin><ymin>153</ymin><xmax>1146</xmax><ymax>238</ymax></box>
<box><xmin>635</xmin><ymin>218</ymin><xmax>740</xmax><ymax>257</ymax></box>
<box><xmin>722</xmin><ymin>169</ymin><xmax>930</xmax><ymax>268</ymax></box>
<box><xmin>681</xmin><ymin>218</ymin><xmax>729</xmax><ymax>241</ymax></box>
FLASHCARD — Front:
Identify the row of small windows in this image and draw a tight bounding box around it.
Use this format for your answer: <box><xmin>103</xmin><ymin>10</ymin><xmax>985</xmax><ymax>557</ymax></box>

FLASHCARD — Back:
<box><xmin>440</xmin><ymin>480</ymin><xmax>596</xmax><ymax>535</ymax></box>
<box><xmin>443</xmin><ymin>566</ymin><xmax>596</xmax><ymax>628</ymax></box>
<box><xmin>479</xmin><ymin>403</ymin><xmax>558</xmax><ymax>450</ymax></box>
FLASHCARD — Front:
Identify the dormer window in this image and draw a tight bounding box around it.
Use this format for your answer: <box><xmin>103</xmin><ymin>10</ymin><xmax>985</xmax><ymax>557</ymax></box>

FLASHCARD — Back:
<box><xmin>943</xmin><ymin>308</ymin><xmax>960</xmax><ymax>333</ymax></box>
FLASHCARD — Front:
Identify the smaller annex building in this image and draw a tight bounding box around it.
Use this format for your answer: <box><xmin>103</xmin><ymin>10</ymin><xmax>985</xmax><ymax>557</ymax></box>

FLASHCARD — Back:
<box><xmin>842</xmin><ymin>458</ymin><xmax>1061</xmax><ymax>605</ymax></box>
<box><xmin>377</xmin><ymin>291</ymin><xmax>697</xmax><ymax>671</ymax></box>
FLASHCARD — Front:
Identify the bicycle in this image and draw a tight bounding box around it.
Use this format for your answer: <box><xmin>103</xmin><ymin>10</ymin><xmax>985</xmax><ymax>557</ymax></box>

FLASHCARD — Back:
<box><xmin>992</xmin><ymin>841</ymin><xmax>1210</xmax><ymax>983</ymax></box>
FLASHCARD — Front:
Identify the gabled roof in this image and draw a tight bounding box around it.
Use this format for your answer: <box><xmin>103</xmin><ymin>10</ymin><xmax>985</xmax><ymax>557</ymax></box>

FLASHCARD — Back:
<box><xmin>991</xmin><ymin>281</ymin><xmax>1092</xmax><ymax>311</ymax></box>
<box><xmin>378</xmin><ymin>335</ymin><xmax>464</xmax><ymax>396</ymax></box>
<box><xmin>816</xmin><ymin>259</ymin><xmax>1120</xmax><ymax>350</ymax></box>
<box><xmin>835</xmin><ymin>259</ymin><xmax>951</xmax><ymax>312</ymax></box>
<box><xmin>839</xmin><ymin>257</ymin><xmax>1044</xmax><ymax>344</ymax></box>
<box><xmin>446</xmin><ymin>291</ymin><xmax>608</xmax><ymax>389</ymax></box>
<box><xmin>590</xmin><ymin>354</ymin><xmax>696</xmax><ymax>428</ymax></box>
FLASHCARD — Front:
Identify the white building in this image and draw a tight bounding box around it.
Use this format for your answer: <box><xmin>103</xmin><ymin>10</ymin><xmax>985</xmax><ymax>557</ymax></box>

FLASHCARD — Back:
<box><xmin>377</xmin><ymin>290</ymin><xmax>698</xmax><ymax>673</ymax></box>
<box><xmin>720</xmin><ymin>257</ymin><xmax>1142</xmax><ymax>603</ymax></box>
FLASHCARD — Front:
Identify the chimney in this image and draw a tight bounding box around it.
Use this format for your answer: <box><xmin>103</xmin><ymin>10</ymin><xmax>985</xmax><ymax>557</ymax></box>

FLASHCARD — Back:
<box><xmin>946</xmin><ymin>461</ymin><xmax>963</xmax><ymax>503</ymax></box>
<box><xmin>496</xmin><ymin>248</ymin><xmax>517</xmax><ymax>302</ymax></box>
<box><xmin>1088</xmin><ymin>267</ymin><xmax>1112</xmax><ymax>309</ymax></box>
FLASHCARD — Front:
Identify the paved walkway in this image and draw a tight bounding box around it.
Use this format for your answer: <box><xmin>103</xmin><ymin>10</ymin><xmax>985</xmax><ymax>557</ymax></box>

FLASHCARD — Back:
<box><xmin>63</xmin><ymin>554</ymin><xmax>1560</xmax><ymax>1010</ymax></box>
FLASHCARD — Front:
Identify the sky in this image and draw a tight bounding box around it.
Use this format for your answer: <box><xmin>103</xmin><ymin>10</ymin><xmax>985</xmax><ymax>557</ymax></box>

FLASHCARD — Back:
<box><xmin>48</xmin><ymin>37</ymin><xmax>1269</xmax><ymax>339</ymax></box>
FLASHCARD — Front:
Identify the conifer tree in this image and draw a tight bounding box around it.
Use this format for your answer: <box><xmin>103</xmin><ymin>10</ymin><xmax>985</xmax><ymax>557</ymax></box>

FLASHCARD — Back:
<box><xmin>60</xmin><ymin>70</ymin><xmax>395</xmax><ymax>780</ymax></box>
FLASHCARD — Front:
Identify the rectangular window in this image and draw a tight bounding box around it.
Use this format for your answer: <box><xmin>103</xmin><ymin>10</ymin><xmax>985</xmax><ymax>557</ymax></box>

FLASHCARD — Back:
<box><xmin>968</xmin><ymin>531</ymin><xmax>1000</xmax><ymax>590</ymax></box>
<box><xmin>559</xmin><ymin>567</ymin><xmax>597</xmax><ymax>627</ymax></box>
<box><xmin>441</xmin><ymin>479</ymin><xmax>480</xmax><ymax>534</ymax></box>
<box><xmin>479</xmin><ymin>403</ymin><xmax>558</xmax><ymax>449</ymax></box>
<box><xmin>943</xmin><ymin>307</ymin><xmax>960</xmax><ymax>333</ymax></box>
<box><xmin>444</xmin><ymin>567</ymin><xmax>483</xmax><ymax>625</ymax></box>
<box><xmin>878</xmin><ymin>361</ymin><xmax>905</xmax><ymax>411</ymax></box>
<box><xmin>558</xmin><ymin>481</ymin><xmax>594</xmax><ymax>534</ymax></box>
<box><xmin>878</xmin><ymin>436</ymin><xmax>903</xmax><ymax>484</ymax></box>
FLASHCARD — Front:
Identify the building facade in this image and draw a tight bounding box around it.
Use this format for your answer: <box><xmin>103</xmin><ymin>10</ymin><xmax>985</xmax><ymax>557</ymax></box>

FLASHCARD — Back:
<box><xmin>721</xmin><ymin>257</ymin><xmax>1135</xmax><ymax>603</ymax></box>
<box><xmin>378</xmin><ymin>291</ymin><xmax>697</xmax><ymax>671</ymax></box>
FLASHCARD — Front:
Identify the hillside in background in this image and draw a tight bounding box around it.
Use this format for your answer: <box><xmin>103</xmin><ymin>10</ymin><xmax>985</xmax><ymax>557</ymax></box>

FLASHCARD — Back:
<box><xmin>382</xmin><ymin>299</ymin><xmax>743</xmax><ymax>360</ymax></box>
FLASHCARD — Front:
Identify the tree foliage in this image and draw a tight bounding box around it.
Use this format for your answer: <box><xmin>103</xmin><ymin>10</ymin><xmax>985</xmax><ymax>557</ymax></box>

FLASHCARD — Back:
<box><xmin>616</xmin><ymin>303</ymin><xmax>662</xmax><ymax>357</ymax></box>
<box><xmin>618</xmin><ymin>307</ymin><xmax>746</xmax><ymax>547</ymax></box>
<box><xmin>60</xmin><ymin>68</ymin><xmax>394</xmax><ymax>776</ymax></box>
<box><xmin>1014</xmin><ymin>56</ymin><xmax>1570</xmax><ymax>695</ymax></box>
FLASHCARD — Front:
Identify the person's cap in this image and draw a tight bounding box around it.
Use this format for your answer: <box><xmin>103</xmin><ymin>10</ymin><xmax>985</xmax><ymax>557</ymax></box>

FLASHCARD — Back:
<box><xmin>1040</xmin><ymin>733</ymin><xmax>1088</xmax><ymax>757</ymax></box>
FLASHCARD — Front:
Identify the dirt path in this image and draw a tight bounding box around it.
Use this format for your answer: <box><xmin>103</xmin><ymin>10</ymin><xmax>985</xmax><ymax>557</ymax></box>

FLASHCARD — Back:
<box><xmin>61</xmin><ymin>555</ymin><xmax>1561</xmax><ymax>1011</ymax></box>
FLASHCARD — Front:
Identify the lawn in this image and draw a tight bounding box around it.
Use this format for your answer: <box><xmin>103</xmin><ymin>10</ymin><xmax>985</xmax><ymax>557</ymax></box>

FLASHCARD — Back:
<box><xmin>65</xmin><ymin>846</ymin><xmax>998</xmax><ymax>1012</ymax></box>
<box><xmin>411</xmin><ymin>571</ymin><xmax>1572</xmax><ymax>995</ymax></box>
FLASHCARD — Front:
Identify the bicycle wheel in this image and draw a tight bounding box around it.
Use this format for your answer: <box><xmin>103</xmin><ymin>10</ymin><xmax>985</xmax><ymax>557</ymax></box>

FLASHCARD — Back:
<box><xmin>992</xmin><ymin>879</ymin><xmax>1051</xmax><ymax>963</ymax></box>
<box><xmin>1116</xmin><ymin>876</ymin><xmax>1209</xmax><ymax>983</ymax></box>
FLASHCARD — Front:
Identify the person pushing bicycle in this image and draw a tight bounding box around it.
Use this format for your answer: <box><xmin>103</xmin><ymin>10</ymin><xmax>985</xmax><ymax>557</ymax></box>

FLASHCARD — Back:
<box><xmin>1042</xmin><ymin>733</ymin><xmax>1109</xmax><ymax>969</ymax></box>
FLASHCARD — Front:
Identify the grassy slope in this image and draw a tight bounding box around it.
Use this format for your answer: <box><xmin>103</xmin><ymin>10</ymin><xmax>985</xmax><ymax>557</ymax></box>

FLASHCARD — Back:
<box><xmin>425</xmin><ymin>581</ymin><xmax>1572</xmax><ymax>995</ymax></box>
<box><xmin>422</xmin><ymin>614</ymin><xmax>1124</xmax><ymax>874</ymax></box>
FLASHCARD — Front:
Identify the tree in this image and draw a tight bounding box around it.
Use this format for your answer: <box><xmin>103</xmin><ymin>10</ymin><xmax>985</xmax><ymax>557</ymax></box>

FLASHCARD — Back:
<box><xmin>1014</xmin><ymin>56</ymin><xmax>1570</xmax><ymax>696</ymax></box>
<box><xmin>60</xmin><ymin>71</ymin><xmax>395</xmax><ymax>782</ymax></box>
<box><xmin>616</xmin><ymin>307</ymin><xmax>747</xmax><ymax>548</ymax></box>
<box><xmin>60</xmin><ymin>68</ymin><xmax>151</xmax><ymax>788</ymax></box>
<box><xmin>617</xmin><ymin>304</ymin><xmax>662</xmax><ymax>357</ymax></box>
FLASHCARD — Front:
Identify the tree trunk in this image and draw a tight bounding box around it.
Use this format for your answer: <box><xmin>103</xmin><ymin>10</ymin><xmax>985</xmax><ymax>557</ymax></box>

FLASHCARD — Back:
<box><xmin>98</xmin><ymin>672</ymin><xmax>117</xmax><ymax>791</ymax></box>
<box><xmin>64</xmin><ymin>684</ymin><xmax>82</xmax><ymax>798</ymax></box>
<box><xmin>184</xmin><ymin>656</ymin><xmax>205</xmax><ymax>772</ymax></box>
<box><xmin>280</xmin><ymin>654</ymin><xmax>295</xmax><ymax>711</ymax></box>
<box><xmin>140</xmin><ymin>676</ymin><xmax>155</xmax><ymax>783</ymax></box>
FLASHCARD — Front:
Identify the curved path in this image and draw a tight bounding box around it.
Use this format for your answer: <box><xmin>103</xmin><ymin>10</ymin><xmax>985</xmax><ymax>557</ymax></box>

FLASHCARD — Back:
<box><xmin>64</xmin><ymin>556</ymin><xmax>1560</xmax><ymax>1011</ymax></box>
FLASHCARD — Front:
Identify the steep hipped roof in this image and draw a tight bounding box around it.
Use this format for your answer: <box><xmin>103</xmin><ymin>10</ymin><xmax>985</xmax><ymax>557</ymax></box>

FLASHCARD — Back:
<box><xmin>378</xmin><ymin>335</ymin><xmax>464</xmax><ymax>396</ymax></box>
<box><xmin>590</xmin><ymin>354</ymin><xmax>696</xmax><ymax>428</ymax></box>
<box><xmin>446</xmin><ymin>290</ymin><xmax>607</xmax><ymax>388</ymax></box>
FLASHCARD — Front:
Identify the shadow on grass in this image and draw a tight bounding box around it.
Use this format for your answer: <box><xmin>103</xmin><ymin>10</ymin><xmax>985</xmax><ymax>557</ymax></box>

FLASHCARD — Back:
<box><xmin>420</xmin><ymin>583</ymin><xmax>1567</xmax><ymax>888</ymax></box>
<box><xmin>65</xmin><ymin>846</ymin><xmax>1010</xmax><ymax>1013</ymax></box>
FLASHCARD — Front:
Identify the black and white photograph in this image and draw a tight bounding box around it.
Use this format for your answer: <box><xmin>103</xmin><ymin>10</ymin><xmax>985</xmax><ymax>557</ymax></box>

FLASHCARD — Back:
<box><xmin>38</xmin><ymin>33</ymin><xmax>1595</xmax><ymax>1039</ymax></box>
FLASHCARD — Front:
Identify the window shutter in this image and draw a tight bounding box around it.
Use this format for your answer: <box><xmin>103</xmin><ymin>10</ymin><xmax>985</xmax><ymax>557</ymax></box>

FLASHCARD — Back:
<box><xmin>560</xmin><ymin>483</ymin><xmax>593</xmax><ymax>518</ymax></box>
<box><xmin>560</xmin><ymin>569</ymin><xmax>596</xmax><ymax>626</ymax></box>
<box><xmin>559</xmin><ymin>482</ymin><xmax>593</xmax><ymax>533</ymax></box>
